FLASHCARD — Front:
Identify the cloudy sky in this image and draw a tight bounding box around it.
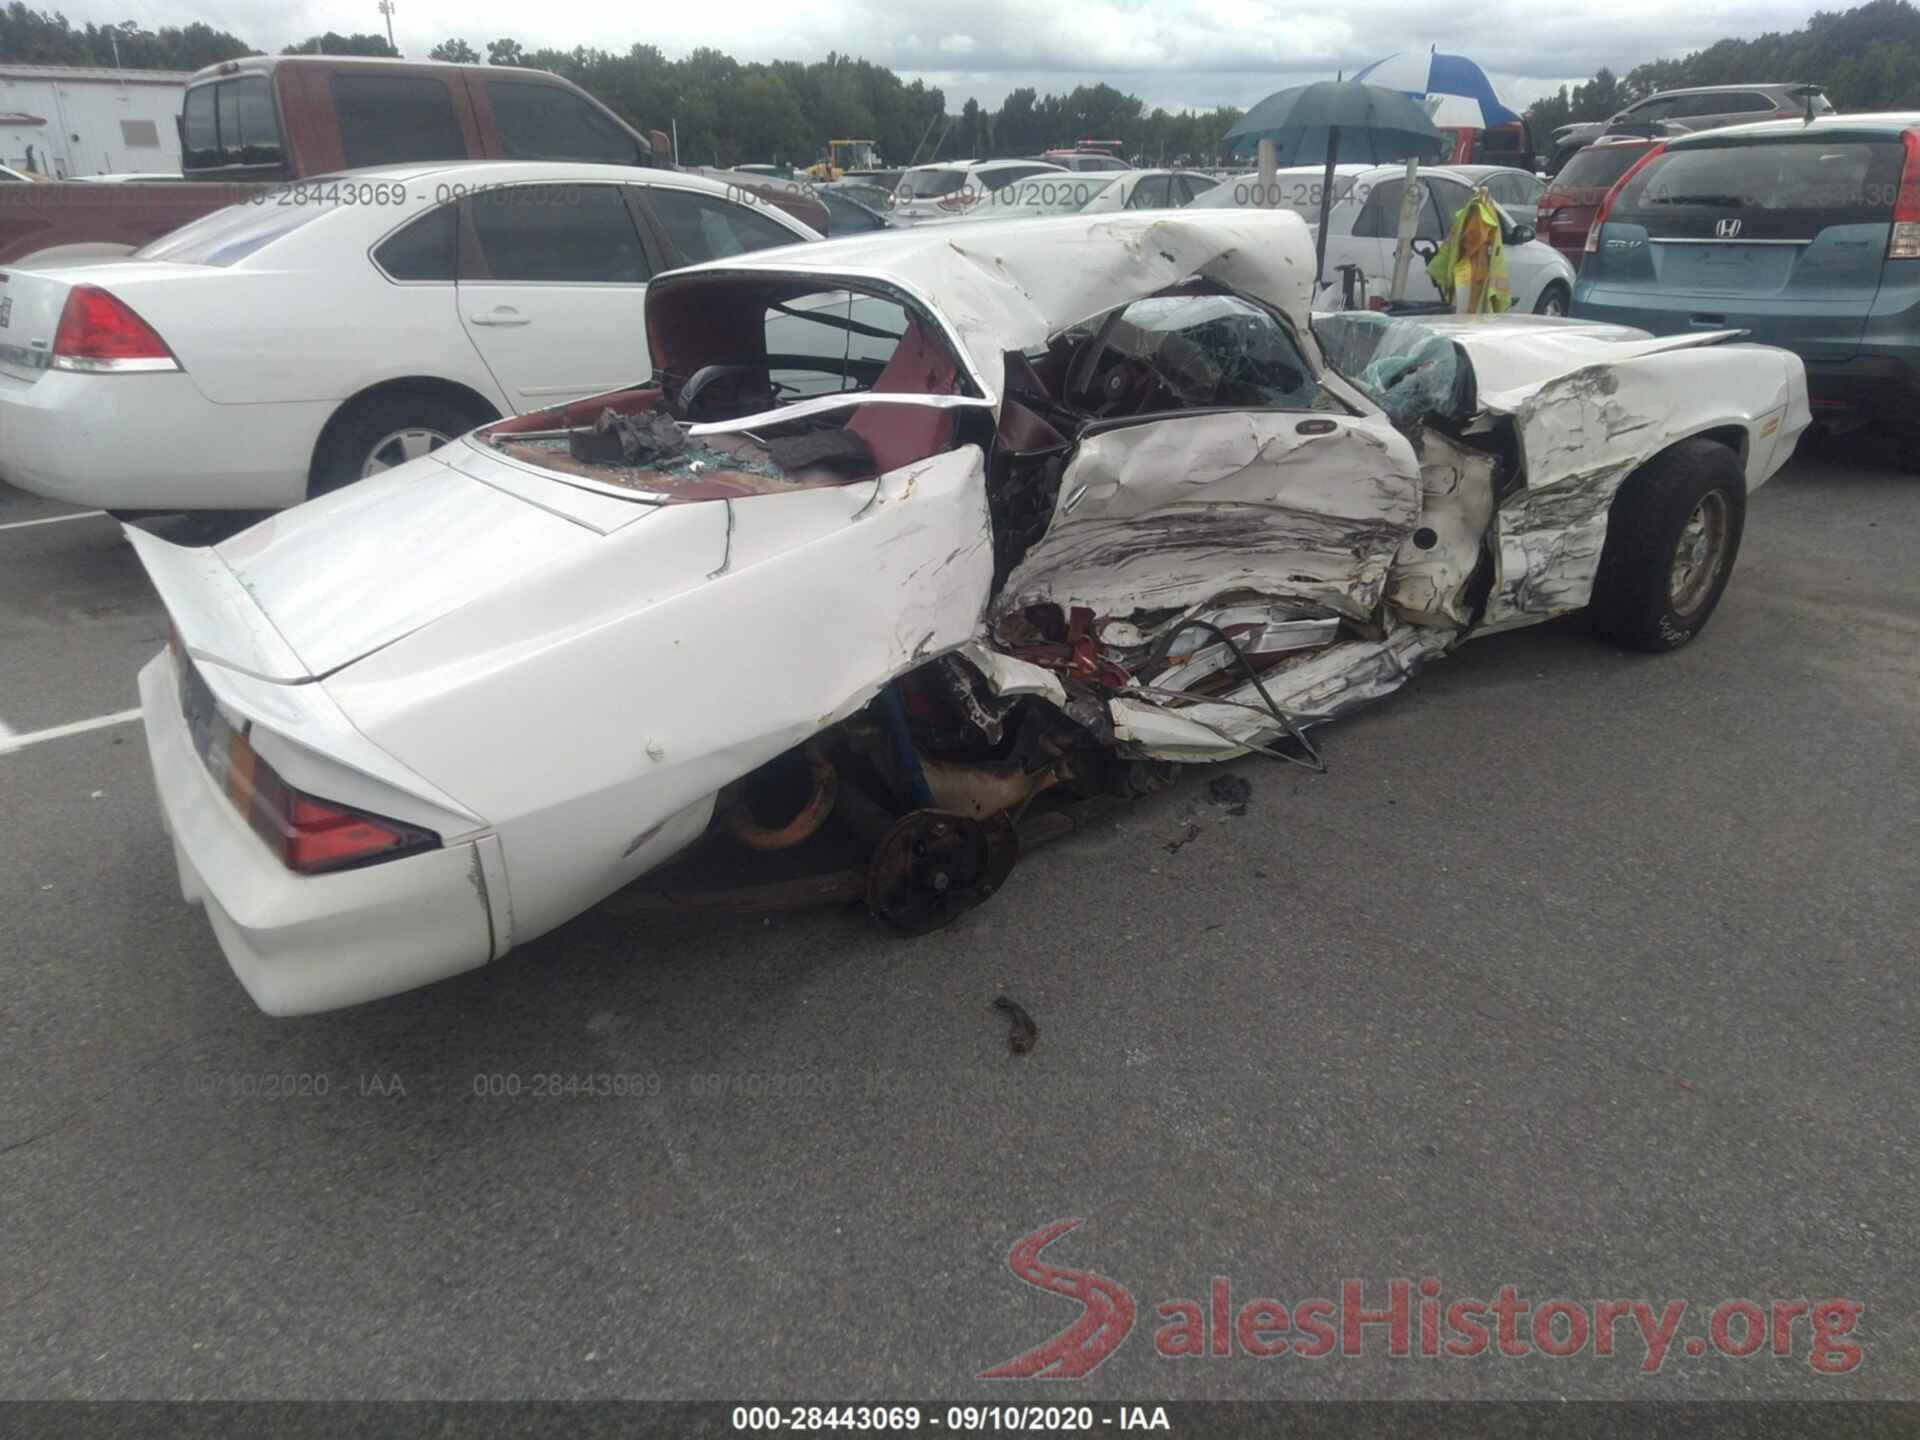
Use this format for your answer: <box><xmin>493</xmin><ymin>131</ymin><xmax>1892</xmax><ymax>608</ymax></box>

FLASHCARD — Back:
<box><xmin>95</xmin><ymin>0</ymin><xmax>1825</xmax><ymax>112</ymax></box>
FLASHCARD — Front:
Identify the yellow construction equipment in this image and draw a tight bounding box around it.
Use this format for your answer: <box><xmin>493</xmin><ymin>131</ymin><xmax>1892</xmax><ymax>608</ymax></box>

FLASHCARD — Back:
<box><xmin>807</xmin><ymin>140</ymin><xmax>883</xmax><ymax>181</ymax></box>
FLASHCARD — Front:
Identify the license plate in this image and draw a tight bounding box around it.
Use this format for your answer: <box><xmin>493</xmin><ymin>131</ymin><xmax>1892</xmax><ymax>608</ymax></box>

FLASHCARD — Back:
<box><xmin>178</xmin><ymin>648</ymin><xmax>219</xmax><ymax>763</ymax></box>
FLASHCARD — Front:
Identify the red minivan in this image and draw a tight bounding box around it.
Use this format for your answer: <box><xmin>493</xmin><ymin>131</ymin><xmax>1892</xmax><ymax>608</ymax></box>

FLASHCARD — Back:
<box><xmin>1537</xmin><ymin>139</ymin><xmax>1661</xmax><ymax>270</ymax></box>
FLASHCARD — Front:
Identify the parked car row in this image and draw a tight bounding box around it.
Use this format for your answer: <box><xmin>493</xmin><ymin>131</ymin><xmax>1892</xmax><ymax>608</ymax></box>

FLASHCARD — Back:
<box><xmin>0</xmin><ymin>163</ymin><xmax>817</xmax><ymax>510</ymax></box>
<box><xmin>1571</xmin><ymin>110</ymin><xmax>1920</xmax><ymax>443</ymax></box>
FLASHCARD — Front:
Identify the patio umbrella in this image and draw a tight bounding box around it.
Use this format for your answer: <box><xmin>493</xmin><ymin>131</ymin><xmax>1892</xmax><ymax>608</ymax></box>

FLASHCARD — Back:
<box><xmin>1225</xmin><ymin>80</ymin><xmax>1447</xmax><ymax>287</ymax></box>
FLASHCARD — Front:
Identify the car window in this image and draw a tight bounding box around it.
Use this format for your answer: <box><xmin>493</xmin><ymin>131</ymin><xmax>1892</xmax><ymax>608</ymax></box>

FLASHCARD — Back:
<box><xmin>486</xmin><ymin>80</ymin><xmax>645</xmax><ymax>165</ymax></box>
<box><xmin>764</xmin><ymin>290</ymin><xmax>912</xmax><ymax>399</ymax></box>
<box><xmin>1627</xmin><ymin>97</ymin><xmax>1676</xmax><ymax>122</ymax></box>
<box><xmin>1175</xmin><ymin>173</ymin><xmax>1213</xmax><ymax>204</ymax></box>
<box><xmin>135</xmin><ymin>190</ymin><xmax>336</xmax><ymax>265</ymax></box>
<box><xmin>644</xmin><ymin>186</ymin><xmax>798</xmax><ymax>262</ymax></box>
<box><xmin>464</xmin><ymin>184</ymin><xmax>649</xmax><ymax>283</ymax></box>
<box><xmin>986</xmin><ymin>164</ymin><xmax>1056</xmax><ymax>187</ymax></box>
<box><xmin>898</xmin><ymin>168</ymin><xmax>967</xmax><ymax>198</ymax></box>
<box><xmin>1127</xmin><ymin>174</ymin><xmax>1172</xmax><ymax>208</ymax></box>
<box><xmin>1428</xmin><ymin>178</ymin><xmax>1472</xmax><ymax>232</ymax></box>
<box><xmin>1077</xmin><ymin>293</ymin><xmax>1336</xmax><ymax>414</ymax></box>
<box><xmin>181</xmin><ymin>76</ymin><xmax>284</xmax><ymax>174</ymax></box>
<box><xmin>1552</xmin><ymin>144</ymin><xmax>1651</xmax><ymax>192</ymax></box>
<box><xmin>1610</xmin><ymin>138</ymin><xmax>1906</xmax><ymax>225</ymax></box>
<box><xmin>818</xmin><ymin>192</ymin><xmax>886</xmax><ymax>234</ymax></box>
<box><xmin>374</xmin><ymin>204</ymin><xmax>457</xmax><ymax>281</ymax></box>
<box><xmin>332</xmin><ymin>74</ymin><xmax>467</xmax><ymax>169</ymax></box>
<box><xmin>1355</xmin><ymin>179</ymin><xmax>1445</xmax><ymax>239</ymax></box>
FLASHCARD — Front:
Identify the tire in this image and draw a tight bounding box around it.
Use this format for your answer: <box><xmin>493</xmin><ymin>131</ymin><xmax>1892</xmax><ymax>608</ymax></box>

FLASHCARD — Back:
<box><xmin>1533</xmin><ymin>281</ymin><xmax>1570</xmax><ymax>317</ymax></box>
<box><xmin>310</xmin><ymin>390</ymin><xmax>492</xmax><ymax>498</ymax></box>
<box><xmin>1588</xmin><ymin>438</ymin><xmax>1747</xmax><ymax>652</ymax></box>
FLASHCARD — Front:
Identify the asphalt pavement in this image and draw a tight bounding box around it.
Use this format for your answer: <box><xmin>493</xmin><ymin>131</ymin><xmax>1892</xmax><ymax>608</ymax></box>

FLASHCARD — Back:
<box><xmin>0</xmin><ymin>441</ymin><xmax>1914</xmax><ymax>1402</ymax></box>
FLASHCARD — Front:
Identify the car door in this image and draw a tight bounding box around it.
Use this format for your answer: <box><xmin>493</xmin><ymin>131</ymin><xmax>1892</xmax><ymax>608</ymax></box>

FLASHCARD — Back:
<box><xmin>454</xmin><ymin>181</ymin><xmax>656</xmax><ymax>411</ymax></box>
<box><xmin>1333</xmin><ymin>178</ymin><xmax>1447</xmax><ymax>303</ymax></box>
<box><xmin>995</xmin><ymin>292</ymin><xmax>1423</xmax><ymax>625</ymax></box>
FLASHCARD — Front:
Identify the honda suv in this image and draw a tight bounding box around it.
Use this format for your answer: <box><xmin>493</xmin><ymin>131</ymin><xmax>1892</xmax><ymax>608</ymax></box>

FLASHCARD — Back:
<box><xmin>1573</xmin><ymin>113</ymin><xmax>1920</xmax><ymax>441</ymax></box>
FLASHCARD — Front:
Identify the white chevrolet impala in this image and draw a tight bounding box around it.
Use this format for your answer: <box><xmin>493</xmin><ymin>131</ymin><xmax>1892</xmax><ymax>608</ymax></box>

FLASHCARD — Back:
<box><xmin>0</xmin><ymin>161</ymin><xmax>817</xmax><ymax>510</ymax></box>
<box><xmin>128</xmin><ymin>210</ymin><xmax>1808</xmax><ymax>1014</ymax></box>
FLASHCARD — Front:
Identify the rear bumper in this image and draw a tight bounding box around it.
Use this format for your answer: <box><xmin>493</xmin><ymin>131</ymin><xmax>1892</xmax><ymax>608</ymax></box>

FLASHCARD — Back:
<box><xmin>138</xmin><ymin>652</ymin><xmax>496</xmax><ymax>1015</ymax></box>
<box><xmin>1800</xmin><ymin>352</ymin><xmax>1920</xmax><ymax>424</ymax></box>
<box><xmin>0</xmin><ymin>367</ymin><xmax>326</xmax><ymax>510</ymax></box>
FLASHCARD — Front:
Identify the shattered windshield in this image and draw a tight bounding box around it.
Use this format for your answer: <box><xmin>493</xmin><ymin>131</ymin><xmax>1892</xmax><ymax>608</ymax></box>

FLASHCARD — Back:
<box><xmin>1071</xmin><ymin>293</ymin><xmax>1337</xmax><ymax>415</ymax></box>
<box><xmin>1313</xmin><ymin>311</ymin><xmax>1472</xmax><ymax>426</ymax></box>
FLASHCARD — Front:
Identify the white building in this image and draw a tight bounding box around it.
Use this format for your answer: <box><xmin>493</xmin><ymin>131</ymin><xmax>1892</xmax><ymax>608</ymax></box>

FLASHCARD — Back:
<box><xmin>0</xmin><ymin>65</ymin><xmax>191</xmax><ymax>178</ymax></box>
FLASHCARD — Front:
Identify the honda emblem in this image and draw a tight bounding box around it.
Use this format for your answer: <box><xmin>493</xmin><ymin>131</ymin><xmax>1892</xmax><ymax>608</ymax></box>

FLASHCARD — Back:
<box><xmin>1715</xmin><ymin>218</ymin><xmax>1743</xmax><ymax>238</ymax></box>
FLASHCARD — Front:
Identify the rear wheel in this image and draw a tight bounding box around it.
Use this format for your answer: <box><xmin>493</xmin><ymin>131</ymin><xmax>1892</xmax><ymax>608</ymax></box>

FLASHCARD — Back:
<box><xmin>1533</xmin><ymin>281</ymin><xmax>1570</xmax><ymax>317</ymax></box>
<box><xmin>310</xmin><ymin>390</ymin><xmax>493</xmax><ymax>498</ymax></box>
<box><xmin>1588</xmin><ymin>439</ymin><xmax>1747</xmax><ymax>652</ymax></box>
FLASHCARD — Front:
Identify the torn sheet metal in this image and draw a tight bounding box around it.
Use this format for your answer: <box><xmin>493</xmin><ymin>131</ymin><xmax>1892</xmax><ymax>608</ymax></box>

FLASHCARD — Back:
<box><xmin>993</xmin><ymin>409</ymin><xmax>1421</xmax><ymax>625</ymax></box>
<box><xmin>1477</xmin><ymin>341</ymin><xmax>1807</xmax><ymax>628</ymax></box>
<box><xmin>1111</xmin><ymin>625</ymin><xmax>1455</xmax><ymax>761</ymax></box>
<box><xmin>1386</xmin><ymin>429</ymin><xmax>1497</xmax><ymax>628</ymax></box>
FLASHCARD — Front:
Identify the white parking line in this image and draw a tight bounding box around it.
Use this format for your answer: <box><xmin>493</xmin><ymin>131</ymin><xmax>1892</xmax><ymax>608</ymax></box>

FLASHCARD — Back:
<box><xmin>0</xmin><ymin>509</ymin><xmax>108</xmax><ymax>532</ymax></box>
<box><xmin>0</xmin><ymin>708</ymin><xmax>142</xmax><ymax>754</ymax></box>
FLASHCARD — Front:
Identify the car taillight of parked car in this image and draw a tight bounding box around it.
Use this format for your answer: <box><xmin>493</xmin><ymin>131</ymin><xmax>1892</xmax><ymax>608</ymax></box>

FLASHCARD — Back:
<box><xmin>1890</xmin><ymin>129</ymin><xmax>1920</xmax><ymax>260</ymax></box>
<box><xmin>1584</xmin><ymin>142</ymin><xmax>1667</xmax><ymax>254</ymax></box>
<box><xmin>50</xmin><ymin>285</ymin><xmax>178</xmax><ymax>372</ymax></box>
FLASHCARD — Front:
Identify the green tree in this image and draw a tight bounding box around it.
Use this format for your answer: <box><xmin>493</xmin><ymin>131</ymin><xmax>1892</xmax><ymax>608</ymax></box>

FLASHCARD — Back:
<box><xmin>429</xmin><ymin>38</ymin><xmax>479</xmax><ymax>63</ymax></box>
<box><xmin>486</xmin><ymin>37</ymin><xmax>525</xmax><ymax>66</ymax></box>
<box><xmin>282</xmin><ymin>32</ymin><xmax>397</xmax><ymax>58</ymax></box>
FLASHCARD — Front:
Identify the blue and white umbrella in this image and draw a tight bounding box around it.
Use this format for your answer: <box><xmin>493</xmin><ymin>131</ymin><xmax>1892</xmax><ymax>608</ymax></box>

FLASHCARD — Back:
<box><xmin>1350</xmin><ymin>50</ymin><xmax>1522</xmax><ymax>132</ymax></box>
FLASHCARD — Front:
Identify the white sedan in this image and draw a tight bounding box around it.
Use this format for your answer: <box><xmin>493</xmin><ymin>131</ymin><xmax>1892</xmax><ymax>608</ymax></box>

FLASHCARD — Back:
<box><xmin>1192</xmin><ymin>163</ymin><xmax>1576</xmax><ymax>314</ymax></box>
<box><xmin>0</xmin><ymin>160</ymin><xmax>817</xmax><ymax>511</ymax></box>
<box><xmin>127</xmin><ymin>209</ymin><xmax>1806</xmax><ymax>1014</ymax></box>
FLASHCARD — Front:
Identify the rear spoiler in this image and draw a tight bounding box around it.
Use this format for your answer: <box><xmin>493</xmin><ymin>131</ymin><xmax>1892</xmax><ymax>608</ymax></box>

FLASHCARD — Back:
<box><xmin>123</xmin><ymin>525</ymin><xmax>311</xmax><ymax>683</ymax></box>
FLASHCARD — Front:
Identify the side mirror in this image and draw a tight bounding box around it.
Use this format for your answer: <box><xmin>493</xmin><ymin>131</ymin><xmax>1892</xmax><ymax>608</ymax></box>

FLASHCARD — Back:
<box><xmin>1506</xmin><ymin>222</ymin><xmax>1536</xmax><ymax>246</ymax></box>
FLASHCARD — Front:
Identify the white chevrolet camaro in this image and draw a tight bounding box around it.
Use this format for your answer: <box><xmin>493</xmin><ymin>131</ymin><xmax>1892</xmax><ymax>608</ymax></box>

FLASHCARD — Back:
<box><xmin>129</xmin><ymin>211</ymin><xmax>1807</xmax><ymax>1015</ymax></box>
<box><xmin>0</xmin><ymin>161</ymin><xmax>818</xmax><ymax>511</ymax></box>
<box><xmin>1190</xmin><ymin>162</ymin><xmax>1577</xmax><ymax>314</ymax></box>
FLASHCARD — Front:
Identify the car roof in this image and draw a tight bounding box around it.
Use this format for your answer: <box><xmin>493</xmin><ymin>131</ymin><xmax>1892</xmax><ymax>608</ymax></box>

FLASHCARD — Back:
<box><xmin>189</xmin><ymin>53</ymin><xmax>571</xmax><ymax>84</ymax></box>
<box><xmin>654</xmin><ymin>210</ymin><xmax>1318</xmax><ymax>399</ymax></box>
<box><xmin>1635</xmin><ymin>81</ymin><xmax>1816</xmax><ymax>97</ymax></box>
<box><xmin>1446</xmin><ymin>165</ymin><xmax>1536</xmax><ymax>179</ymax></box>
<box><xmin>283</xmin><ymin>159</ymin><xmax>738</xmax><ymax>191</ymax></box>
<box><xmin>1664</xmin><ymin>110</ymin><xmax>1920</xmax><ymax>145</ymax></box>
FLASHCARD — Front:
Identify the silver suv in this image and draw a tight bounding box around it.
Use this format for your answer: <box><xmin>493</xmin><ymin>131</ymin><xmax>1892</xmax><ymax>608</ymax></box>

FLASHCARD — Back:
<box><xmin>1550</xmin><ymin>83</ymin><xmax>1834</xmax><ymax>173</ymax></box>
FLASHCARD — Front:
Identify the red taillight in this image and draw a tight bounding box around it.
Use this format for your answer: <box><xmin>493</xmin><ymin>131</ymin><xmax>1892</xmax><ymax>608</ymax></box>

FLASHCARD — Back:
<box><xmin>1890</xmin><ymin>129</ymin><xmax>1920</xmax><ymax>259</ymax></box>
<box><xmin>50</xmin><ymin>284</ymin><xmax>178</xmax><ymax>370</ymax></box>
<box><xmin>1585</xmin><ymin>142</ymin><xmax>1666</xmax><ymax>253</ymax></box>
<box><xmin>220</xmin><ymin>726</ymin><xmax>436</xmax><ymax>874</ymax></box>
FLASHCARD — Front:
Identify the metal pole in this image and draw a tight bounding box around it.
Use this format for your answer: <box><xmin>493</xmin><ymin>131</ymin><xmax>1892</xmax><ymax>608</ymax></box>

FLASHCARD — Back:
<box><xmin>1256</xmin><ymin>136</ymin><xmax>1276</xmax><ymax>196</ymax></box>
<box><xmin>1313</xmin><ymin>124</ymin><xmax>1338</xmax><ymax>292</ymax></box>
<box><xmin>1388</xmin><ymin>152</ymin><xmax>1422</xmax><ymax>301</ymax></box>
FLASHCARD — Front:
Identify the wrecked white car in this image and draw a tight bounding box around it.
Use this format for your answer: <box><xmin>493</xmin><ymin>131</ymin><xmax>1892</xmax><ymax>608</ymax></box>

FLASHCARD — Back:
<box><xmin>130</xmin><ymin>211</ymin><xmax>1810</xmax><ymax>1014</ymax></box>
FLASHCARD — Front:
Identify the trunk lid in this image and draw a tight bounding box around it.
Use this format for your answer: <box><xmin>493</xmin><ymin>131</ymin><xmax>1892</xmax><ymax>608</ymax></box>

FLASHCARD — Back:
<box><xmin>131</xmin><ymin>449</ymin><xmax>656</xmax><ymax>681</ymax></box>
